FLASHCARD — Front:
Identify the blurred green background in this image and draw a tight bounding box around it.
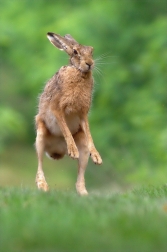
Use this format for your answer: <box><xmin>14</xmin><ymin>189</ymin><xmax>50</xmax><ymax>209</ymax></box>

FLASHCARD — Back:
<box><xmin>0</xmin><ymin>0</ymin><xmax>166</xmax><ymax>191</ymax></box>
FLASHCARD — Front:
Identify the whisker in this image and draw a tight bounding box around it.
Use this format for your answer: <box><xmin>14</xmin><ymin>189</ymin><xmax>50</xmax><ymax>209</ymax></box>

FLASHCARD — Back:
<box><xmin>94</xmin><ymin>53</ymin><xmax>118</xmax><ymax>69</ymax></box>
<box><xmin>93</xmin><ymin>52</ymin><xmax>118</xmax><ymax>84</ymax></box>
<box><xmin>95</xmin><ymin>52</ymin><xmax>116</xmax><ymax>61</ymax></box>
<box><xmin>95</xmin><ymin>56</ymin><xmax>118</xmax><ymax>62</ymax></box>
<box><xmin>95</xmin><ymin>51</ymin><xmax>112</xmax><ymax>59</ymax></box>
<box><xmin>94</xmin><ymin>66</ymin><xmax>103</xmax><ymax>78</ymax></box>
<box><xmin>95</xmin><ymin>62</ymin><xmax>113</xmax><ymax>65</ymax></box>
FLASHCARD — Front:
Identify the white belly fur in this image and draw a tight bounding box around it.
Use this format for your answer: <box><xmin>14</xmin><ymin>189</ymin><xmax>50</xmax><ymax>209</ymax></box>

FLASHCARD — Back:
<box><xmin>45</xmin><ymin>109</ymin><xmax>80</xmax><ymax>136</ymax></box>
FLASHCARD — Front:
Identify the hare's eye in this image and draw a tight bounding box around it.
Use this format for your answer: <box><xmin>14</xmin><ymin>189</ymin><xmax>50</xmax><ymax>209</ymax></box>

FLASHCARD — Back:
<box><xmin>73</xmin><ymin>49</ymin><xmax>78</xmax><ymax>55</ymax></box>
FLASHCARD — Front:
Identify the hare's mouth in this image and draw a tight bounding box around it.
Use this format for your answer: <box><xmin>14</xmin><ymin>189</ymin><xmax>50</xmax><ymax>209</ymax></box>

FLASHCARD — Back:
<box><xmin>79</xmin><ymin>62</ymin><xmax>94</xmax><ymax>73</ymax></box>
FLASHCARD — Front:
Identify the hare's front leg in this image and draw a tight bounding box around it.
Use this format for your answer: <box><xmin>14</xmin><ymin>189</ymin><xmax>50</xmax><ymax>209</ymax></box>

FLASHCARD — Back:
<box><xmin>81</xmin><ymin>115</ymin><xmax>102</xmax><ymax>165</ymax></box>
<box><xmin>74</xmin><ymin>130</ymin><xmax>89</xmax><ymax>195</ymax></box>
<box><xmin>35</xmin><ymin>116</ymin><xmax>49</xmax><ymax>191</ymax></box>
<box><xmin>52</xmin><ymin>110</ymin><xmax>79</xmax><ymax>159</ymax></box>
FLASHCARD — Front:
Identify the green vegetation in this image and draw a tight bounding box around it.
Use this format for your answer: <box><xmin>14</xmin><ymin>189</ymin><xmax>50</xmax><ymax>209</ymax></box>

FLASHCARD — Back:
<box><xmin>0</xmin><ymin>2</ymin><xmax>167</xmax><ymax>250</ymax></box>
<box><xmin>1</xmin><ymin>186</ymin><xmax>167</xmax><ymax>252</ymax></box>
<box><xmin>0</xmin><ymin>0</ymin><xmax>166</xmax><ymax>185</ymax></box>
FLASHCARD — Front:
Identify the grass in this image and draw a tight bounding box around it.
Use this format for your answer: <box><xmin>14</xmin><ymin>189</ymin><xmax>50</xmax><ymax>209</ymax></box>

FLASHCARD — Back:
<box><xmin>1</xmin><ymin>146</ymin><xmax>167</xmax><ymax>251</ymax></box>
<box><xmin>1</xmin><ymin>186</ymin><xmax>167</xmax><ymax>252</ymax></box>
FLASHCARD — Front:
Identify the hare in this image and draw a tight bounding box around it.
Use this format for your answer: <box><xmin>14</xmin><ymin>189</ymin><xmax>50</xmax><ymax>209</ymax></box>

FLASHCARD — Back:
<box><xmin>35</xmin><ymin>32</ymin><xmax>102</xmax><ymax>195</ymax></box>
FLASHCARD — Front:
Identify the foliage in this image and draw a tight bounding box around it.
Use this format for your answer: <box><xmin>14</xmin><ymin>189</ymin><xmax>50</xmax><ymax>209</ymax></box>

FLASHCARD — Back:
<box><xmin>1</xmin><ymin>186</ymin><xmax>167</xmax><ymax>252</ymax></box>
<box><xmin>0</xmin><ymin>107</ymin><xmax>26</xmax><ymax>152</ymax></box>
<box><xmin>0</xmin><ymin>0</ymin><xmax>166</xmax><ymax>183</ymax></box>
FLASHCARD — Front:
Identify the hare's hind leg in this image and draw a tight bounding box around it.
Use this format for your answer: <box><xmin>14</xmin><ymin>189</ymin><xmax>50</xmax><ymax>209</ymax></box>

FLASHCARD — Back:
<box><xmin>74</xmin><ymin>130</ymin><xmax>90</xmax><ymax>195</ymax></box>
<box><xmin>35</xmin><ymin>116</ymin><xmax>49</xmax><ymax>192</ymax></box>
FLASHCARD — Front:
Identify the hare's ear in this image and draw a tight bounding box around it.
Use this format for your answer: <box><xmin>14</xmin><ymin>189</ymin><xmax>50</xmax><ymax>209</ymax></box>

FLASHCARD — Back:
<box><xmin>64</xmin><ymin>34</ymin><xmax>78</xmax><ymax>45</ymax></box>
<box><xmin>47</xmin><ymin>32</ymin><xmax>73</xmax><ymax>55</ymax></box>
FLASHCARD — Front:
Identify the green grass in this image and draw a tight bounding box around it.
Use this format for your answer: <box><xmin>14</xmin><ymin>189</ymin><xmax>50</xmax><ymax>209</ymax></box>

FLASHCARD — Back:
<box><xmin>1</xmin><ymin>146</ymin><xmax>167</xmax><ymax>251</ymax></box>
<box><xmin>1</xmin><ymin>186</ymin><xmax>167</xmax><ymax>252</ymax></box>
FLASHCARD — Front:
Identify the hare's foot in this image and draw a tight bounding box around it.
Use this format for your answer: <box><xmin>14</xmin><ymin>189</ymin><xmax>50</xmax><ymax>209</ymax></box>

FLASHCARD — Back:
<box><xmin>76</xmin><ymin>182</ymin><xmax>88</xmax><ymax>196</ymax></box>
<box><xmin>90</xmin><ymin>148</ymin><xmax>102</xmax><ymax>165</ymax></box>
<box><xmin>68</xmin><ymin>143</ymin><xmax>79</xmax><ymax>159</ymax></box>
<box><xmin>36</xmin><ymin>173</ymin><xmax>49</xmax><ymax>192</ymax></box>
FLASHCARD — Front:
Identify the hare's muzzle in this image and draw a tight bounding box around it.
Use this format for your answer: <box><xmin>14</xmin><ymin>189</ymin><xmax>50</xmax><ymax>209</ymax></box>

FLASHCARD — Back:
<box><xmin>86</xmin><ymin>63</ymin><xmax>91</xmax><ymax>70</ymax></box>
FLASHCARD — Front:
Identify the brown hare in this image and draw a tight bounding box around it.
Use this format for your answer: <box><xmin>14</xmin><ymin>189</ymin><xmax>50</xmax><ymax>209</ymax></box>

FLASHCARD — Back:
<box><xmin>35</xmin><ymin>32</ymin><xmax>102</xmax><ymax>195</ymax></box>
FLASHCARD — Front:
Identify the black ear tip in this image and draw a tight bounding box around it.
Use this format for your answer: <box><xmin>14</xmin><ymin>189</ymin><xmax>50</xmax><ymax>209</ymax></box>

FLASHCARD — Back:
<box><xmin>47</xmin><ymin>32</ymin><xmax>54</xmax><ymax>37</ymax></box>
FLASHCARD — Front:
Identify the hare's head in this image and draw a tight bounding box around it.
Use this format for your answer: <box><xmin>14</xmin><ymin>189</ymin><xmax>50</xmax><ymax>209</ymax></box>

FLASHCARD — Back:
<box><xmin>47</xmin><ymin>32</ymin><xmax>94</xmax><ymax>73</ymax></box>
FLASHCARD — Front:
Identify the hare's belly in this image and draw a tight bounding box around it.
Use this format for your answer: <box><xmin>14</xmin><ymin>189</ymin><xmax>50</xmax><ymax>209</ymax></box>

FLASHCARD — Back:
<box><xmin>45</xmin><ymin>110</ymin><xmax>80</xmax><ymax>136</ymax></box>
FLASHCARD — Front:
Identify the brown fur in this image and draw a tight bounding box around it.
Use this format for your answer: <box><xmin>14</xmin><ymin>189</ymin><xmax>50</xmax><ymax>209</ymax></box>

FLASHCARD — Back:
<box><xmin>35</xmin><ymin>32</ymin><xmax>102</xmax><ymax>195</ymax></box>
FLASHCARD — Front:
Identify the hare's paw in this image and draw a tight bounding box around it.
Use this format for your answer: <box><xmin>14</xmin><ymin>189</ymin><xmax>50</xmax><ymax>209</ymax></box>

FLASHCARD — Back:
<box><xmin>36</xmin><ymin>173</ymin><xmax>49</xmax><ymax>192</ymax></box>
<box><xmin>90</xmin><ymin>149</ymin><xmax>102</xmax><ymax>165</ymax></box>
<box><xmin>76</xmin><ymin>182</ymin><xmax>88</xmax><ymax>196</ymax></box>
<box><xmin>68</xmin><ymin>144</ymin><xmax>79</xmax><ymax>159</ymax></box>
<box><xmin>37</xmin><ymin>180</ymin><xmax>49</xmax><ymax>192</ymax></box>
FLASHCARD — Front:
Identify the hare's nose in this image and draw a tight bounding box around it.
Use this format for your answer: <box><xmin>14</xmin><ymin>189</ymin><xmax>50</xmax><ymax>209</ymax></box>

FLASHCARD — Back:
<box><xmin>86</xmin><ymin>63</ymin><xmax>91</xmax><ymax>69</ymax></box>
